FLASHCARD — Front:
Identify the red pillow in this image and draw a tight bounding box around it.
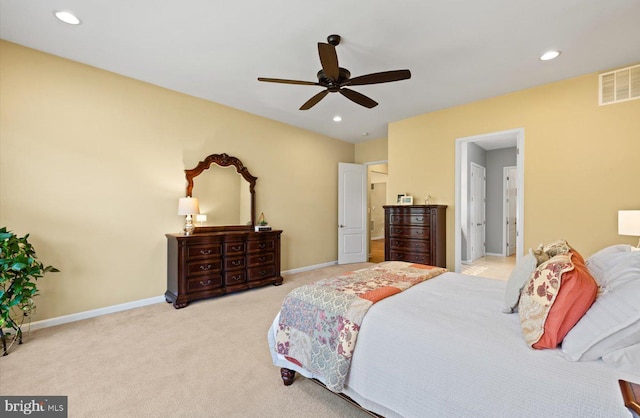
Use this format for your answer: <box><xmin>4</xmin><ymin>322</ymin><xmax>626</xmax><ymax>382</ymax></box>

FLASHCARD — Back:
<box><xmin>519</xmin><ymin>250</ymin><xmax>598</xmax><ymax>349</ymax></box>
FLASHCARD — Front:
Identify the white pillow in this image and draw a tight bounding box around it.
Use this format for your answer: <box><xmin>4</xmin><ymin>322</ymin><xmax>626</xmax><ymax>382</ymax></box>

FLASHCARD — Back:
<box><xmin>601</xmin><ymin>343</ymin><xmax>640</xmax><ymax>377</ymax></box>
<box><xmin>587</xmin><ymin>244</ymin><xmax>634</xmax><ymax>260</ymax></box>
<box><xmin>561</xmin><ymin>250</ymin><xmax>640</xmax><ymax>361</ymax></box>
<box><xmin>592</xmin><ymin>250</ymin><xmax>640</xmax><ymax>289</ymax></box>
<box><xmin>502</xmin><ymin>249</ymin><xmax>537</xmax><ymax>314</ymax></box>
<box><xmin>586</xmin><ymin>244</ymin><xmax>633</xmax><ymax>285</ymax></box>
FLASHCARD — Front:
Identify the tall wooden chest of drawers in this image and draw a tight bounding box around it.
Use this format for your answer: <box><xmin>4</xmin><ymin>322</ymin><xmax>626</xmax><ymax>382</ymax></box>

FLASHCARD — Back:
<box><xmin>165</xmin><ymin>230</ymin><xmax>282</xmax><ymax>308</ymax></box>
<box><xmin>383</xmin><ymin>205</ymin><xmax>447</xmax><ymax>268</ymax></box>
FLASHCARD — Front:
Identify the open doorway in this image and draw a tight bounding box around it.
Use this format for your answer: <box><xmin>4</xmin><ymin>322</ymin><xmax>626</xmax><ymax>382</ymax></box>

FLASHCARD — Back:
<box><xmin>368</xmin><ymin>163</ymin><xmax>388</xmax><ymax>263</ymax></box>
<box><xmin>455</xmin><ymin>129</ymin><xmax>524</xmax><ymax>279</ymax></box>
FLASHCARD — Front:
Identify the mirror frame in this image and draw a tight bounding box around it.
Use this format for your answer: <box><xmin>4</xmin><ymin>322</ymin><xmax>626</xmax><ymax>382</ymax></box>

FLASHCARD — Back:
<box><xmin>185</xmin><ymin>153</ymin><xmax>257</xmax><ymax>231</ymax></box>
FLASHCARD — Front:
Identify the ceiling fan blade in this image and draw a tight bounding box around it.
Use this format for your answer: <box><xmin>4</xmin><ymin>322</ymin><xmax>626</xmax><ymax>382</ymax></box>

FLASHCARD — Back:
<box><xmin>300</xmin><ymin>90</ymin><xmax>329</xmax><ymax>110</ymax></box>
<box><xmin>339</xmin><ymin>88</ymin><xmax>378</xmax><ymax>109</ymax></box>
<box><xmin>345</xmin><ymin>70</ymin><xmax>411</xmax><ymax>86</ymax></box>
<box><xmin>318</xmin><ymin>43</ymin><xmax>340</xmax><ymax>80</ymax></box>
<box><xmin>258</xmin><ymin>77</ymin><xmax>320</xmax><ymax>86</ymax></box>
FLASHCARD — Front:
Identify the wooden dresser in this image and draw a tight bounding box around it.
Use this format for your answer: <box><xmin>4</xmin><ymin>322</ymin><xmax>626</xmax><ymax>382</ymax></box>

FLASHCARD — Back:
<box><xmin>165</xmin><ymin>229</ymin><xmax>283</xmax><ymax>308</ymax></box>
<box><xmin>383</xmin><ymin>205</ymin><xmax>447</xmax><ymax>267</ymax></box>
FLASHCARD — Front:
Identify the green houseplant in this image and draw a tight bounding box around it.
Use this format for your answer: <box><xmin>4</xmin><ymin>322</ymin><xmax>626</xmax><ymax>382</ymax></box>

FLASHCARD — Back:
<box><xmin>0</xmin><ymin>227</ymin><xmax>58</xmax><ymax>356</ymax></box>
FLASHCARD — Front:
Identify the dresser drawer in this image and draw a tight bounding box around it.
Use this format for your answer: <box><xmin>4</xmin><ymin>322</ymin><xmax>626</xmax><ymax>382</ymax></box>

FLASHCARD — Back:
<box><xmin>224</xmin><ymin>270</ymin><xmax>246</xmax><ymax>285</ymax></box>
<box><xmin>247</xmin><ymin>265</ymin><xmax>275</xmax><ymax>281</ymax></box>
<box><xmin>186</xmin><ymin>275</ymin><xmax>222</xmax><ymax>292</ymax></box>
<box><xmin>224</xmin><ymin>241</ymin><xmax>246</xmax><ymax>255</ymax></box>
<box><xmin>187</xmin><ymin>259</ymin><xmax>222</xmax><ymax>277</ymax></box>
<box><xmin>389</xmin><ymin>238</ymin><xmax>429</xmax><ymax>253</ymax></box>
<box><xmin>389</xmin><ymin>225</ymin><xmax>430</xmax><ymax>239</ymax></box>
<box><xmin>186</xmin><ymin>243</ymin><xmax>222</xmax><ymax>259</ymax></box>
<box><xmin>247</xmin><ymin>238</ymin><xmax>275</xmax><ymax>252</ymax></box>
<box><xmin>247</xmin><ymin>252</ymin><xmax>274</xmax><ymax>267</ymax></box>
<box><xmin>225</xmin><ymin>256</ymin><xmax>245</xmax><ymax>270</ymax></box>
<box><xmin>389</xmin><ymin>251</ymin><xmax>431</xmax><ymax>265</ymax></box>
<box><xmin>389</xmin><ymin>214</ymin><xmax>430</xmax><ymax>226</ymax></box>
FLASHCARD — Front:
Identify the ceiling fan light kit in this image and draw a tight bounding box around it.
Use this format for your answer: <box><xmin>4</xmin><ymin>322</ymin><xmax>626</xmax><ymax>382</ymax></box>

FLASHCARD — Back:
<box><xmin>258</xmin><ymin>34</ymin><xmax>411</xmax><ymax>110</ymax></box>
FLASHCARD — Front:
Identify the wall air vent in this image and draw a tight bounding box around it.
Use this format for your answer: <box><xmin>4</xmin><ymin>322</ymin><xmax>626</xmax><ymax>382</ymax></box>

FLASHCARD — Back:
<box><xmin>599</xmin><ymin>64</ymin><xmax>640</xmax><ymax>106</ymax></box>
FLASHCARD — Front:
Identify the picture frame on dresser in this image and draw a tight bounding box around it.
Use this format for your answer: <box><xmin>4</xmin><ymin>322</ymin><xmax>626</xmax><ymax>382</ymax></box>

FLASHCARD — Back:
<box><xmin>400</xmin><ymin>195</ymin><xmax>413</xmax><ymax>205</ymax></box>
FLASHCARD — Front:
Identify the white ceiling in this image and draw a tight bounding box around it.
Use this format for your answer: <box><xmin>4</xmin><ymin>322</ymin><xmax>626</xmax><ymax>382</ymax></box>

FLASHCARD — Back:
<box><xmin>2</xmin><ymin>1</ymin><xmax>639</xmax><ymax>144</ymax></box>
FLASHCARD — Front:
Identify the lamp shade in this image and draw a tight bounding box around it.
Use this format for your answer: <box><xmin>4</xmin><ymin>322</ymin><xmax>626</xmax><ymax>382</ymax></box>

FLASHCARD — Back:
<box><xmin>178</xmin><ymin>197</ymin><xmax>200</xmax><ymax>215</ymax></box>
<box><xmin>618</xmin><ymin>210</ymin><xmax>640</xmax><ymax>236</ymax></box>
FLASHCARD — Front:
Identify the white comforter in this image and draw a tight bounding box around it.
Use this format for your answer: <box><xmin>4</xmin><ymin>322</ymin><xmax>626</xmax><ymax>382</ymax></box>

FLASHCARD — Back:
<box><xmin>268</xmin><ymin>272</ymin><xmax>640</xmax><ymax>417</ymax></box>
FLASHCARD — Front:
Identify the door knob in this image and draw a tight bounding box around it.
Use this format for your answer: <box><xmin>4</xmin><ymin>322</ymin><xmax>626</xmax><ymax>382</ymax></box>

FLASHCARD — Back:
<box><xmin>339</xmin><ymin>224</ymin><xmax>345</xmax><ymax>228</ymax></box>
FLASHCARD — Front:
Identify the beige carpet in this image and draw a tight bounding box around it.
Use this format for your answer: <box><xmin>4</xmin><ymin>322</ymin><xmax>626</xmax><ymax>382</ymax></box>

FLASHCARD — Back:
<box><xmin>0</xmin><ymin>263</ymin><xmax>374</xmax><ymax>418</ymax></box>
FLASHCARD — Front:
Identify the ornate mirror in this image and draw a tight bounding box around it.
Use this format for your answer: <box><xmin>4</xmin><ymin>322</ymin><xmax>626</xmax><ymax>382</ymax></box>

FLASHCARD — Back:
<box><xmin>185</xmin><ymin>153</ymin><xmax>257</xmax><ymax>230</ymax></box>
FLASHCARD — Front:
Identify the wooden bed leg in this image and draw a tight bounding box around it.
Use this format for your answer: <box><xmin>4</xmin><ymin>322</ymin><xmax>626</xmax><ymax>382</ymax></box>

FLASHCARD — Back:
<box><xmin>280</xmin><ymin>368</ymin><xmax>296</xmax><ymax>386</ymax></box>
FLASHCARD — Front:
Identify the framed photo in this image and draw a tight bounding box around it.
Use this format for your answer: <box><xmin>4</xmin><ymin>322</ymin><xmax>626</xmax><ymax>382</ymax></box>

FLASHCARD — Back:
<box><xmin>396</xmin><ymin>194</ymin><xmax>406</xmax><ymax>204</ymax></box>
<box><xmin>400</xmin><ymin>195</ymin><xmax>413</xmax><ymax>205</ymax></box>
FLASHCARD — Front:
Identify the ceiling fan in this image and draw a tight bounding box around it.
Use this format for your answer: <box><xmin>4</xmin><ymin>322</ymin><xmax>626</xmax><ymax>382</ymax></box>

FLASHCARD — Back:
<box><xmin>258</xmin><ymin>34</ymin><xmax>411</xmax><ymax>110</ymax></box>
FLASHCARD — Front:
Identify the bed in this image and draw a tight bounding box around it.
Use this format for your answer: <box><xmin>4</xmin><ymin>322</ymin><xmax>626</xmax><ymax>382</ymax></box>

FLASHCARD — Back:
<box><xmin>267</xmin><ymin>243</ymin><xmax>640</xmax><ymax>417</ymax></box>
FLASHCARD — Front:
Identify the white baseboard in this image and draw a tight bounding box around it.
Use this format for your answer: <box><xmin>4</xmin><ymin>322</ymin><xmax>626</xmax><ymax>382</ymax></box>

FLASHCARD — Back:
<box><xmin>486</xmin><ymin>252</ymin><xmax>505</xmax><ymax>257</ymax></box>
<box><xmin>282</xmin><ymin>260</ymin><xmax>337</xmax><ymax>275</ymax></box>
<box><xmin>6</xmin><ymin>261</ymin><xmax>348</xmax><ymax>333</ymax></box>
<box><xmin>16</xmin><ymin>295</ymin><xmax>166</xmax><ymax>332</ymax></box>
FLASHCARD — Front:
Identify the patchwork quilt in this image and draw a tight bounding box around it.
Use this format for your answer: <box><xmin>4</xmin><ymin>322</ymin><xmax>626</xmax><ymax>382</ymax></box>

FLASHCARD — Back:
<box><xmin>274</xmin><ymin>261</ymin><xmax>446</xmax><ymax>391</ymax></box>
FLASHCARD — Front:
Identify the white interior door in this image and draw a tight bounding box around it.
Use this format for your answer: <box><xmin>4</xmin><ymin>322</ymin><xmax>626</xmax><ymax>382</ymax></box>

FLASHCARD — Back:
<box><xmin>504</xmin><ymin>166</ymin><xmax>517</xmax><ymax>256</ymax></box>
<box><xmin>338</xmin><ymin>163</ymin><xmax>367</xmax><ymax>264</ymax></box>
<box><xmin>470</xmin><ymin>163</ymin><xmax>486</xmax><ymax>261</ymax></box>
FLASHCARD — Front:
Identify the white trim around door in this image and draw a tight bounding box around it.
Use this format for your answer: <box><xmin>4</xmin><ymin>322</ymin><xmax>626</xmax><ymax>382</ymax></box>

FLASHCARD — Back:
<box><xmin>454</xmin><ymin>128</ymin><xmax>525</xmax><ymax>273</ymax></box>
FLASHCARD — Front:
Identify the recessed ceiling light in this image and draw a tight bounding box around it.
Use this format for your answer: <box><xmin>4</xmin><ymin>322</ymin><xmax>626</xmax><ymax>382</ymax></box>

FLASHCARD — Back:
<box><xmin>361</xmin><ymin>132</ymin><xmax>369</xmax><ymax>136</ymax></box>
<box><xmin>333</xmin><ymin>116</ymin><xmax>342</xmax><ymax>122</ymax></box>
<box><xmin>54</xmin><ymin>11</ymin><xmax>81</xmax><ymax>25</ymax></box>
<box><xmin>539</xmin><ymin>50</ymin><xmax>561</xmax><ymax>61</ymax></box>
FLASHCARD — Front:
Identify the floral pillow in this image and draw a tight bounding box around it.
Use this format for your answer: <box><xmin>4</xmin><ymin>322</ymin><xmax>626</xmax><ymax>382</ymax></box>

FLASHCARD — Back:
<box><xmin>518</xmin><ymin>250</ymin><xmax>598</xmax><ymax>349</ymax></box>
<box><xmin>542</xmin><ymin>239</ymin><xmax>571</xmax><ymax>258</ymax></box>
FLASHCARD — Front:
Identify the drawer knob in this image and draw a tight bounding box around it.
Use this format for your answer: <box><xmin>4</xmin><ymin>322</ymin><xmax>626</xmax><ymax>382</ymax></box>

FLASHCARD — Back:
<box><xmin>231</xmin><ymin>275</ymin><xmax>242</xmax><ymax>282</ymax></box>
<box><xmin>258</xmin><ymin>256</ymin><xmax>266</xmax><ymax>262</ymax></box>
<box><xmin>199</xmin><ymin>279</ymin><xmax>212</xmax><ymax>286</ymax></box>
<box><xmin>200</xmin><ymin>264</ymin><xmax>212</xmax><ymax>271</ymax></box>
<box><xmin>232</xmin><ymin>260</ymin><xmax>241</xmax><ymax>266</ymax></box>
<box><xmin>232</xmin><ymin>246</ymin><xmax>242</xmax><ymax>251</ymax></box>
<box><xmin>200</xmin><ymin>249</ymin><xmax>212</xmax><ymax>255</ymax></box>
<box><xmin>416</xmin><ymin>230</ymin><xmax>424</xmax><ymax>235</ymax></box>
<box><xmin>258</xmin><ymin>243</ymin><xmax>267</xmax><ymax>249</ymax></box>
<box><xmin>259</xmin><ymin>270</ymin><xmax>267</xmax><ymax>275</ymax></box>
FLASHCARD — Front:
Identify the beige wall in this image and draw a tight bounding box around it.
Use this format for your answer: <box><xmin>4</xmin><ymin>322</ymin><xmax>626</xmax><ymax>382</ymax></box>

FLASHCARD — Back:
<box><xmin>389</xmin><ymin>68</ymin><xmax>640</xmax><ymax>268</ymax></box>
<box><xmin>0</xmin><ymin>41</ymin><xmax>354</xmax><ymax>320</ymax></box>
<box><xmin>355</xmin><ymin>137</ymin><xmax>388</xmax><ymax>164</ymax></box>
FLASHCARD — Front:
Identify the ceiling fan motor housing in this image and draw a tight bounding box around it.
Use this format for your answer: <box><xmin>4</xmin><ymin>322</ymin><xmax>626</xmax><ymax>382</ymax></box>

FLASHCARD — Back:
<box><xmin>317</xmin><ymin>68</ymin><xmax>351</xmax><ymax>91</ymax></box>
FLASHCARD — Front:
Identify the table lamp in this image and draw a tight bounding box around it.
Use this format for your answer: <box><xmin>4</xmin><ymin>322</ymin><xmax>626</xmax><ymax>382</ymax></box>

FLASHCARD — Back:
<box><xmin>618</xmin><ymin>210</ymin><xmax>640</xmax><ymax>247</ymax></box>
<box><xmin>178</xmin><ymin>197</ymin><xmax>200</xmax><ymax>235</ymax></box>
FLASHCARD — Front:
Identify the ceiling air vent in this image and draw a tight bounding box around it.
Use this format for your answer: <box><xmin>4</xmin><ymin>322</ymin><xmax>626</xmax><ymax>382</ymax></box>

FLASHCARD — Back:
<box><xmin>599</xmin><ymin>64</ymin><xmax>640</xmax><ymax>106</ymax></box>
